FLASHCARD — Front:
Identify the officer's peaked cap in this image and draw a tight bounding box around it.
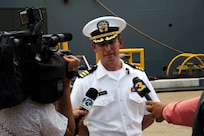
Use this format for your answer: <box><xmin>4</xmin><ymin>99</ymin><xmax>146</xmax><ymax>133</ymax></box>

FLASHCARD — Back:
<box><xmin>82</xmin><ymin>16</ymin><xmax>126</xmax><ymax>43</ymax></box>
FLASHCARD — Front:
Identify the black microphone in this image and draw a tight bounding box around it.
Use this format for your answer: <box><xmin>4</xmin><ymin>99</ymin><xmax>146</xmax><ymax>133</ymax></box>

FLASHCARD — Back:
<box><xmin>132</xmin><ymin>77</ymin><xmax>152</xmax><ymax>100</ymax></box>
<box><xmin>75</xmin><ymin>88</ymin><xmax>98</xmax><ymax>135</ymax></box>
<box><xmin>79</xmin><ymin>88</ymin><xmax>98</xmax><ymax>111</ymax></box>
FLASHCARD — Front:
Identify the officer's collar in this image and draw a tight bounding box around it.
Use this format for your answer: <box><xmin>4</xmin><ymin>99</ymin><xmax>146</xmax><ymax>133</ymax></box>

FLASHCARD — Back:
<box><xmin>96</xmin><ymin>60</ymin><xmax>127</xmax><ymax>79</ymax></box>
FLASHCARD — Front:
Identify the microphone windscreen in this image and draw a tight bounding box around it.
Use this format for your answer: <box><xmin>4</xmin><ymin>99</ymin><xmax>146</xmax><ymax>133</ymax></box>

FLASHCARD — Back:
<box><xmin>133</xmin><ymin>77</ymin><xmax>140</xmax><ymax>84</ymax></box>
<box><xmin>85</xmin><ymin>87</ymin><xmax>98</xmax><ymax>100</ymax></box>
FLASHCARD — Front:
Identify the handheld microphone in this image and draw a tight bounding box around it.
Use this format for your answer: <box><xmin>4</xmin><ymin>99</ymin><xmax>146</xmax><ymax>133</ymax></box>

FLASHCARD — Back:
<box><xmin>75</xmin><ymin>88</ymin><xmax>98</xmax><ymax>135</ymax></box>
<box><xmin>79</xmin><ymin>88</ymin><xmax>98</xmax><ymax>111</ymax></box>
<box><xmin>132</xmin><ymin>77</ymin><xmax>152</xmax><ymax>100</ymax></box>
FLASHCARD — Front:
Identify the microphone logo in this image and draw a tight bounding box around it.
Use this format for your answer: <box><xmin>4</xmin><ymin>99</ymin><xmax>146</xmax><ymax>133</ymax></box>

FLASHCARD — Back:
<box><xmin>134</xmin><ymin>81</ymin><xmax>145</xmax><ymax>92</ymax></box>
<box><xmin>132</xmin><ymin>77</ymin><xmax>152</xmax><ymax>100</ymax></box>
<box><xmin>132</xmin><ymin>77</ymin><xmax>146</xmax><ymax>93</ymax></box>
<box><xmin>80</xmin><ymin>96</ymin><xmax>94</xmax><ymax>111</ymax></box>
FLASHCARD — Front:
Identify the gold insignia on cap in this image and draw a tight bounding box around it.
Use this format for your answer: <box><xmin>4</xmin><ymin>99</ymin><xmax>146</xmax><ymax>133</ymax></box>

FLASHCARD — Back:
<box><xmin>97</xmin><ymin>20</ymin><xmax>109</xmax><ymax>33</ymax></box>
<box><xmin>92</xmin><ymin>38</ymin><xmax>104</xmax><ymax>43</ymax></box>
<box><xmin>90</xmin><ymin>31</ymin><xmax>120</xmax><ymax>42</ymax></box>
<box><xmin>105</xmin><ymin>34</ymin><xmax>118</xmax><ymax>41</ymax></box>
<box><xmin>92</xmin><ymin>33</ymin><xmax>119</xmax><ymax>43</ymax></box>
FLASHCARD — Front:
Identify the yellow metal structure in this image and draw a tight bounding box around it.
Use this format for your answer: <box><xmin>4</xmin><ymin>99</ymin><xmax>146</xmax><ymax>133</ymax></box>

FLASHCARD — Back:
<box><xmin>166</xmin><ymin>53</ymin><xmax>204</xmax><ymax>76</ymax></box>
<box><xmin>95</xmin><ymin>48</ymin><xmax>145</xmax><ymax>69</ymax></box>
<box><xmin>58</xmin><ymin>43</ymin><xmax>145</xmax><ymax>70</ymax></box>
<box><xmin>58</xmin><ymin>41</ymin><xmax>69</xmax><ymax>50</ymax></box>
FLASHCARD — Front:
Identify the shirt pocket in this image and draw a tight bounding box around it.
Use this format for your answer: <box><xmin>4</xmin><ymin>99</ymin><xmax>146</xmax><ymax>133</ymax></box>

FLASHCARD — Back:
<box><xmin>129</xmin><ymin>92</ymin><xmax>145</xmax><ymax>103</ymax></box>
<box><xmin>93</xmin><ymin>95</ymin><xmax>115</xmax><ymax>107</ymax></box>
<box><xmin>128</xmin><ymin>92</ymin><xmax>146</xmax><ymax>116</ymax></box>
<box><xmin>88</xmin><ymin>95</ymin><xmax>115</xmax><ymax>122</ymax></box>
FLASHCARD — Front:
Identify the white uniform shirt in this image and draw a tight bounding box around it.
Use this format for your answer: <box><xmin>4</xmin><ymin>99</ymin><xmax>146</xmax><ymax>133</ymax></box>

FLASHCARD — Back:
<box><xmin>71</xmin><ymin>60</ymin><xmax>160</xmax><ymax>136</ymax></box>
<box><xmin>0</xmin><ymin>98</ymin><xmax>68</xmax><ymax>136</ymax></box>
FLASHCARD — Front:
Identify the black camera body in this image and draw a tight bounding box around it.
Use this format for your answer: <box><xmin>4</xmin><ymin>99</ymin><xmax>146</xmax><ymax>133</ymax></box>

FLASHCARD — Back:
<box><xmin>0</xmin><ymin>7</ymin><xmax>72</xmax><ymax>109</ymax></box>
<box><xmin>19</xmin><ymin>7</ymin><xmax>43</xmax><ymax>26</ymax></box>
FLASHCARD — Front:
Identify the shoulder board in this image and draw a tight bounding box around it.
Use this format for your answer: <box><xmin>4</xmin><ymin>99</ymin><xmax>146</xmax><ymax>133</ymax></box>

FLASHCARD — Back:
<box><xmin>125</xmin><ymin>62</ymin><xmax>144</xmax><ymax>71</ymax></box>
<box><xmin>78</xmin><ymin>65</ymin><xmax>98</xmax><ymax>78</ymax></box>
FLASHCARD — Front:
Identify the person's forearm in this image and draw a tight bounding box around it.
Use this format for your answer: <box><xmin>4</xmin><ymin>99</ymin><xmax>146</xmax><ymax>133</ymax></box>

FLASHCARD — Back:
<box><xmin>142</xmin><ymin>114</ymin><xmax>154</xmax><ymax>130</ymax></box>
<box><xmin>56</xmin><ymin>78</ymin><xmax>75</xmax><ymax>136</ymax></box>
<box><xmin>163</xmin><ymin>97</ymin><xmax>200</xmax><ymax>127</ymax></box>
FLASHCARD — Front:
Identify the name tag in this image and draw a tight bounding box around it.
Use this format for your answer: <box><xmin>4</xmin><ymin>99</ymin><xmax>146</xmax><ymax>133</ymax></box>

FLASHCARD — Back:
<box><xmin>99</xmin><ymin>90</ymin><xmax>107</xmax><ymax>96</ymax></box>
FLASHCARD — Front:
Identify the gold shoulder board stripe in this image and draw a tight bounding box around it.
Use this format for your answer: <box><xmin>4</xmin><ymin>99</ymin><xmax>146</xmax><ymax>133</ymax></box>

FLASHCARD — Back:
<box><xmin>125</xmin><ymin>62</ymin><xmax>144</xmax><ymax>71</ymax></box>
<box><xmin>78</xmin><ymin>65</ymin><xmax>98</xmax><ymax>78</ymax></box>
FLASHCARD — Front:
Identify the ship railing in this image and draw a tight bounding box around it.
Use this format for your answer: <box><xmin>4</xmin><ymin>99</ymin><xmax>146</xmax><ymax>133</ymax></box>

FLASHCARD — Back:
<box><xmin>57</xmin><ymin>42</ymin><xmax>145</xmax><ymax>70</ymax></box>
<box><xmin>166</xmin><ymin>53</ymin><xmax>204</xmax><ymax>76</ymax></box>
<box><xmin>96</xmin><ymin>48</ymin><xmax>145</xmax><ymax>69</ymax></box>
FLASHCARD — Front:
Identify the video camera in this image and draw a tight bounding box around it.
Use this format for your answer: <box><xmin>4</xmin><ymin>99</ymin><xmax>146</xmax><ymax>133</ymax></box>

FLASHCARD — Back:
<box><xmin>0</xmin><ymin>7</ymin><xmax>73</xmax><ymax>109</ymax></box>
<box><xmin>0</xmin><ymin>7</ymin><xmax>73</xmax><ymax>61</ymax></box>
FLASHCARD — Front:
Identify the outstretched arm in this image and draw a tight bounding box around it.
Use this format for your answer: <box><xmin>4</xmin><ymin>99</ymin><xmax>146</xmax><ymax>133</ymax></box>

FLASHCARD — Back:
<box><xmin>56</xmin><ymin>55</ymin><xmax>80</xmax><ymax>136</ymax></box>
<box><xmin>146</xmin><ymin>96</ymin><xmax>200</xmax><ymax>127</ymax></box>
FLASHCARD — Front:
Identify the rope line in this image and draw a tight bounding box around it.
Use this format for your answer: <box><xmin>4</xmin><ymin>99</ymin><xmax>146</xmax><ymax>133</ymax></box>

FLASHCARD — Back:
<box><xmin>96</xmin><ymin>0</ymin><xmax>184</xmax><ymax>54</ymax></box>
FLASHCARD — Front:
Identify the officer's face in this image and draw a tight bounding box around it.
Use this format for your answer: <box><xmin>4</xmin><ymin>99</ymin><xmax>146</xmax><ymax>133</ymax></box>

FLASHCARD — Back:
<box><xmin>92</xmin><ymin>37</ymin><xmax>123</xmax><ymax>64</ymax></box>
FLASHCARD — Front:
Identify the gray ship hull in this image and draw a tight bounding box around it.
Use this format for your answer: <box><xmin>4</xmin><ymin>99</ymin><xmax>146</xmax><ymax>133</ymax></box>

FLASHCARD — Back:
<box><xmin>0</xmin><ymin>0</ymin><xmax>204</xmax><ymax>77</ymax></box>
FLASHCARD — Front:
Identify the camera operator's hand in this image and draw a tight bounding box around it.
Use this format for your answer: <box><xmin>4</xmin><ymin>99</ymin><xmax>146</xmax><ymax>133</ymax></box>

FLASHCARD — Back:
<box><xmin>146</xmin><ymin>101</ymin><xmax>166</xmax><ymax>122</ymax></box>
<box><xmin>63</xmin><ymin>55</ymin><xmax>80</xmax><ymax>71</ymax></box>
<box><xmin>63</xmin><ymin>55</ymin><xmax>80</xmax><ymax>79</ymax></box>
<box><xmin>55</xmin><ymin>55</ymin><xmax>80</xmax><ymax>136</ymax></box>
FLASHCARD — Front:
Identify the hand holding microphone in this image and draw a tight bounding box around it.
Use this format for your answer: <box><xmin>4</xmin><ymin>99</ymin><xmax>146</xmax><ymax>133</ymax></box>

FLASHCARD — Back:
<box><xmin>146</xmin><ymin>101</ymin><xmax>165</xmax><ymax>122</ymax></box>
<box><xmin>74</xmin><ymin>88</ymin><xmax>98</xmax><ymax>135</ymax></box>
<box><xmin>132</xmin><ymin>77</ymin><xmax>152</xmax><ymax>100</ymax></box>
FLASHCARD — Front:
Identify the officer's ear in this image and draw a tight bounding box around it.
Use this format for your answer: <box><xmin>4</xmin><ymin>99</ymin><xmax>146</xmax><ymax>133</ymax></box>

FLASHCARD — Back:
<box><xmin>91</xmin><ymin>43</ymin><xmax>97</xmax><ymax>53</ymax></box>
